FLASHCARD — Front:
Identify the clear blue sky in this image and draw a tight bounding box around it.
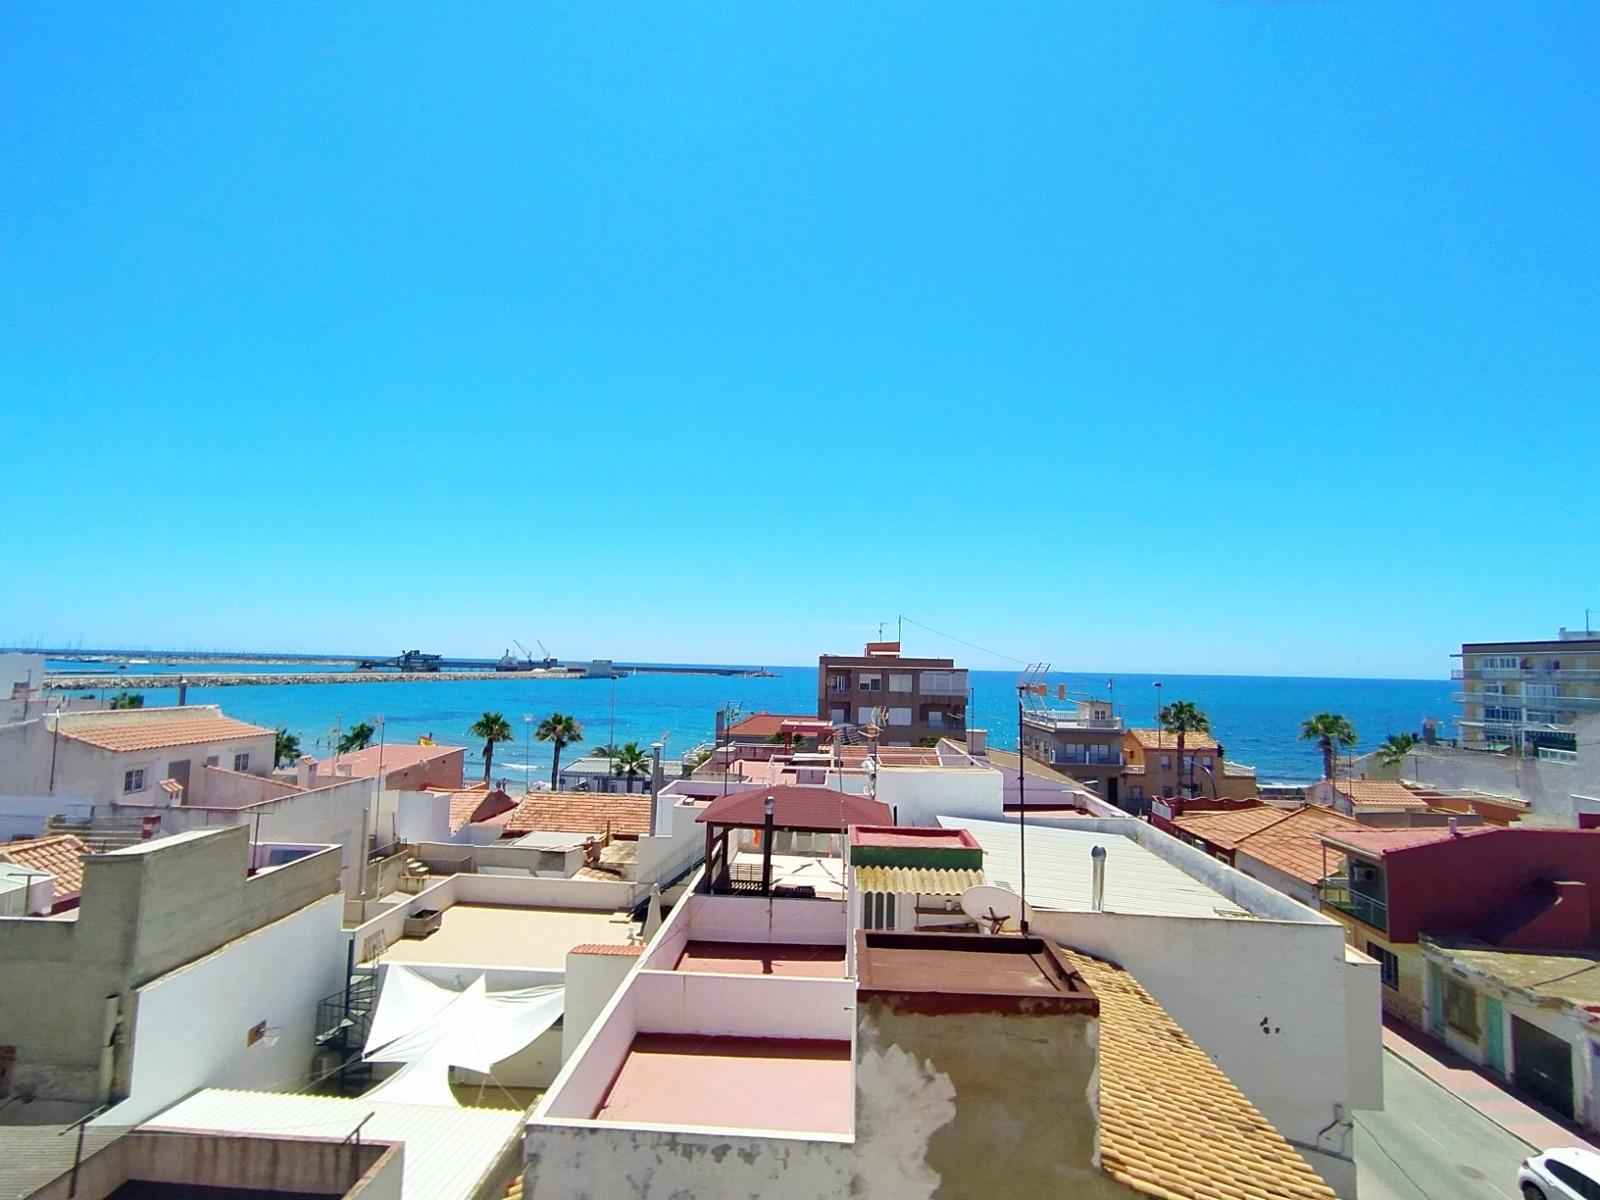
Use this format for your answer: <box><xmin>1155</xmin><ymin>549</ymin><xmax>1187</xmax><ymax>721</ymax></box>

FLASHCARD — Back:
<box><xmin>2</xmin><ymin>4</ymin><xmax>1595</xmax><ymax>678</ymax></box>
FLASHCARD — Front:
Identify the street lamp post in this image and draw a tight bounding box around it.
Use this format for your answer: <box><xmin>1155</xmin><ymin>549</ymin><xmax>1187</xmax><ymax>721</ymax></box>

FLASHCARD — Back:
<box><xmin>523</xmin><ymin>714</ymin><xmax>533</xmax><ymax>794</ymax></box>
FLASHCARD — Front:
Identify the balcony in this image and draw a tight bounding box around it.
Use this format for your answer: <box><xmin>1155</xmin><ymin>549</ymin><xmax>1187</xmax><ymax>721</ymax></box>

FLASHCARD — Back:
<box><xmin>1049</xmin><ymin>749</ymin><xmax>1123</xmax><ymax>769</ymax></box>
<box><xmin>1455</xmin><ymin>691</ymin><xmax>1600</xmax><ymax>712</ymax></box>
<box><xmin>1322</xmin><ymin>877</ymin><xmax>1388</xmax><ymax>931</ymax></box>
<box><xmin>1456</xmin><ymin>666</ymin><xmax>1600</xmax><ymax>682</ymax></box>
<box><xmin>1022</xmin><ymin>711</ymin><xmax>1123</xmax><ymax>732</ymax></box>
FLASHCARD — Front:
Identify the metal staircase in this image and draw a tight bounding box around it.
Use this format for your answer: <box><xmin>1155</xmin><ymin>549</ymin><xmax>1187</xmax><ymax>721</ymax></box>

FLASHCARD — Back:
<box><xmin>314</xmin><ymin>966</ymin><xmax>378</xmax><ymax>1094</ymax></box>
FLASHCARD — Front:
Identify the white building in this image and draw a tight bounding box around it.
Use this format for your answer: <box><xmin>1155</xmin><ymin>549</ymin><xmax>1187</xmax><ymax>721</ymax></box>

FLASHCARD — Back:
<box><xmin>940</xmin><ymin>814</ymin><xmax>1383</xmax><ymax>1198</ymax></box>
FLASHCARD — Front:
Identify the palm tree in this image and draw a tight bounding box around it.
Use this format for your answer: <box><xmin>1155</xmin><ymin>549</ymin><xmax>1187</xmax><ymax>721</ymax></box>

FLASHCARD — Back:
<box><xmin>468</xmin><ymin>711</ymin><xmax>515</xmax><ymax>785</ymax></box>
<box><xmin>1158</xmin><ymin>700</ymin><xmax>1211</xmax><ymax>796</ymax></box>
<box><xmin>274</xmin><ymin>728</ymin><xmax>301</xmax><ymax>768</ymax></box>
<box><xmin>1377</xmin><ymin>732</ymin><xmax>1417</xmax><ymax>768</ymax></box>
<box><xmin>337</xmin><ymin>722</ymin><xmax>375</xmax><ymax>754</ymax></box>
<box><xmin>590</xmin><ymin>744</ymin><xmax>617</xmax><ymax>759</ymax></box>
<box><xmin>610</xmin><ymin>741</ymin><xmax>651</xmax><ymax>790</ymax></box>
<box><xmin>536</xmin><ymin>712</ymin><xmax>584</xmax><ymax>790</ymax></box>
<box><xmin>108</xmin><ymin>691</ymin><xmax>145</xmax><ymax>710</ymax></box>
<box><xmin>1301</xmin><ymin>713</ymin><xmax>1358</xmax><ymax>781</ymax></box>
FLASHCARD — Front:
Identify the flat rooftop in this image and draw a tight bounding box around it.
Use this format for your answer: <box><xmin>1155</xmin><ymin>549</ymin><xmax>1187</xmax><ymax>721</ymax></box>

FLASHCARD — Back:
<box><xmin>675</xmin><ymin>940</ymin><xmax>847</xmax><ymax>978</ymax></box>
<box><xmin>376</xmin><ymin>904</ymin><xmax>635</xmax><ymax>969</ymax></box>
<box><xmin>943</xmin><ymin>818</ymin><xmax>1251</xmax><ymax>919</ymax></box>
<box><xmin>594</xmin><ymin>1035</ymin><xmax>852</xmax><ymax>1135</ymax></box>
<box><xmin>856</xmin><ymin>931</ymin><xmax>1097</xmax><ymax>1015</ymax></box>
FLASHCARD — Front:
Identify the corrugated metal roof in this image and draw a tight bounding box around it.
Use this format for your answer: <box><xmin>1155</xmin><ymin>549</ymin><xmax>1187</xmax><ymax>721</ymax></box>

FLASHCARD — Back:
<box><xmin>144</xmin><ymin>1089</ymin><xmax>522</xmax><ymax>1200</ymax></box>
<box><xmin>854</xmin><ymin>866</ymin><xmax>985</xmax><ymax>896</ymax></box>
<box><xmin>942</xmin><ymin>818</ymin><xmax>1252</xmax><ymax>919</ymax></box>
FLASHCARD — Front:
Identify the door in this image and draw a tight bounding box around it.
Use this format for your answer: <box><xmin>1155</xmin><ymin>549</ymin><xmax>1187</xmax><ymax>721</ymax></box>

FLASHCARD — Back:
<box><xmin>1512</xmin><ymin>1016</ymin><xmax>1574</xmax><ymax>1119</ymax></box>
<box><xmin>1427</xmin><ymin>964</ymin><xmax>1446</xmax><ymax>1034</ymax></box>
<box><xmin>1483</xmin><ymin>997</ymin><xmax>1506</xmax><ymax>1077</ymax></box>
<box><xmin>165</xmin><ymin>759</ymin><xmax>191</xmax><ymax>800</ymax></box>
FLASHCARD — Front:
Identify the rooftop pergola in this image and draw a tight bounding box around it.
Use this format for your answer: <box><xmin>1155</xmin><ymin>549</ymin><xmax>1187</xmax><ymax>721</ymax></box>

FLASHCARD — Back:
<box><xmin>695</xmin><ymin>786</ymin><xmax>891</xmax><ymax>896</ymax></box>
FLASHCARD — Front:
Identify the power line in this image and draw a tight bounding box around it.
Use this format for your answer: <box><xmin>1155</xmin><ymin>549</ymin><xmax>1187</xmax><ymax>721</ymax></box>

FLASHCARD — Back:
<box><xmin>897</xmin><ymin>615</ymin><xmax>1030</xmax><ymax>667</ymax></box>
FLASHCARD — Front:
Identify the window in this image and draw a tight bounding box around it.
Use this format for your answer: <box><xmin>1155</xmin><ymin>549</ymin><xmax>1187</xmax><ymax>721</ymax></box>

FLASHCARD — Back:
<box><xmin>1367</xmin><ymin>942</ymin><xmax>1400</xmax><ymax>990</ymax></box>
<box><xmin>1548</xmin><ymin>1162</ymin><xmax>1600</xmax><ymax>1199</ymax></box>
<box><xmin>888</xmin><ymin>672</ymin><xmax>913</xmax><ymax>692</ymax></box>
<box><xmin>1130</xmin><ymin>786</ymin><xmax>1144</xmax><ymax>801</ymax></box>
<box><xmin>233</xmin><ymin>752</ymin><xmax>250</xmax><ymax>772</ymax></box>
<box><xmin>863</xmin><ymin>892</ymin><xmax>898</xmax><ymax>930</ymax></box>
<box><xmin>1160</xmin><ymin>755</ymin><xmax>1172</xmax><ymax>770</ymax></box>
<box><xmin>857</xmin><ymin>706</ymin><xmax>878</xmax><ymax>725</ymax></box>
<box><xmin>1444</xmin><ymin>977</ymin><xmax>1479</xmax><ymax>1040</ymax></box>
<box><xmin>1480</xmin><ymin>655</ymin><xmax>1518</xmax><ymax>670</ymax></box>
<box><xmin>1201</xmin><ymin>756</ymin><xmax>1213</xmax><ymax>769</ymax></box>
<box><xmin>1526</xmin><ymin>683</ymin><xmax>1558</xmax><ymax>699</ymax></box>
<box><xmin>827</xmin><ymin>673</ymin><xmax>850</xmax><ymax>694</ymax></box>
<box><xmin>830</xmin><ymin>707</ymin><xmax>847</xmax><ymax>725</ymax></box>
<box><xmin>1484</xmin><ymin>706</ymin><xmax>1523</xmax><ymax>723</ymax></box>
<box><xmin>859</xmin><ymin>673</ymin><xmax>882</xmax><ymax>693</ymax></box>
<box><xmin>1526</xmin><ymin>710</ymin><xmax>1563</xmax><ymax>725</ymax></box>
<box><xmin>123</xmin><ymin>768</ymin><xmax>146</xmax><ymax>794</ymax></box>
<box><xmin>886</xmin><ymin>707</ymin><xmax>912</xmax><ymax>727</ymax></box>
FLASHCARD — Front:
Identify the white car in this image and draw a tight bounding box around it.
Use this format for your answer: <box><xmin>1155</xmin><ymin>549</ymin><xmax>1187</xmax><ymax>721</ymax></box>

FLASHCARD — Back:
<box><xmin>1519</xmin><ymin>1147</ymin><xmax>1600</xmax><ymax>1200</ymax></box>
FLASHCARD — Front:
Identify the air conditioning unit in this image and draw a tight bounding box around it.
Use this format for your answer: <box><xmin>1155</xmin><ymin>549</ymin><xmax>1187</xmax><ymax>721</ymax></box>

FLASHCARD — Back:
<box><xmin>1353</xmin><ymin>865</ymin><xmax>1380</xmax><ymax>885</ymax></box>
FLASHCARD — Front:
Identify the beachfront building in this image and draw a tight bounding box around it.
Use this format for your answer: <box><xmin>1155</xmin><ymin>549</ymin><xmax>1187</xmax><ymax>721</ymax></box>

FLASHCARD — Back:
<box><xmin>1121</xmin><ymin>727</ymin><xmax>1256</xmax><ymax>806</ymax></box>
<box><xmin>0</xmin><ymin>825</ymin><xmax>345</xmax><ymax>1126</ymax></box>
<box><xmin>1019</xmin><ymin>696</ymin><xmax>1125</xmax><ymax>806</ymax></box>
<box><xmin>300</xmin><ymin>740</ymin><xmax>466</xmax><ymax>791</ymax></box>
<box><xmin>1453</xmin><ymin>627</ymin><xmax>1600</xmax><ymax>756</ymax></box>
<box><xmin>527</xmin><ymin>806</ymin><xmax>1342</xmax><ymax>1200</ymax></box>
<box><xmin>817</xmin><ymin>642</ymin><xmax>968</xmax><ymax>747</ymax></box>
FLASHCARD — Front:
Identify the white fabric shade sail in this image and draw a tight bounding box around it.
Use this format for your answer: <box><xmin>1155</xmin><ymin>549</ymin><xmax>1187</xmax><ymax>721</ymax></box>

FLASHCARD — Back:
<box><xmin>362</xmin><ymin>966</ymin><xmax>564</xmax><ymax>1106</ymax></box>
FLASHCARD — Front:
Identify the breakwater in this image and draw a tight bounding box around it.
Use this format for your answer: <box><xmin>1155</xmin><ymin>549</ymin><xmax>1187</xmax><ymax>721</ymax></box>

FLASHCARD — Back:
<box><xmin>44</xmin><ymin>669</ymin><xmax>585</xmax><ymax>690</ymax></box>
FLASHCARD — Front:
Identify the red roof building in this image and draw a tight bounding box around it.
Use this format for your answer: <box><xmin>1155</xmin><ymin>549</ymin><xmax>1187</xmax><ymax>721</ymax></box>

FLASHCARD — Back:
<box><xmin>694</xmin><ymin>786</ymin><xmax>891</xmax><ymax>833</ymax></box>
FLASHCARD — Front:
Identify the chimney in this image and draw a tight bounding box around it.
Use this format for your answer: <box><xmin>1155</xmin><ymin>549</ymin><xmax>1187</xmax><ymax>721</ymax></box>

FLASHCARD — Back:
<box><xmin>1448</xmin><ymin>816</ymin><xmax>1461</xmax><ymax>837</ymax></box>
<box><xmin>1090</xmin><ymin>845</ymin><xmax>1107</xmax><ymax>911</ymax></box>
<box><xmin>295</xmin><ymin>755</ymin><xmax>316</xmax><ymax>790</ymax></box>
<box><xmin>648</xmin><ymin>742</ymin><xmax>663</xmax><ymax>837</ymax></box>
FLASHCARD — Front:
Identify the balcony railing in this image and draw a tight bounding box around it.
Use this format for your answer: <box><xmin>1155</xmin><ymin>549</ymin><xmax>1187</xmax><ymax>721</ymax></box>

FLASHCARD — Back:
<box><xmin>1455</xmin><ymin>691</ymin><xmax>1600</xmax><ymax>712</ymax></box>
<box><xmin>1456</xmin><ymin>666</ymin><xmax>1600</xmax><ymax>682</ymax></box>
<box><xmin>1022</xmin><ymin>712</ymin><xmax>1123</xmax><ymax>732</ymax></box>
<box><xmin>1050</xmin><ymin>750</ymin><xmax>1123</xmax><ymax>769</ymax></box>
<box><xmin>1322</xmin><ymin>878</ymin><xmax>1388</xmax><ymax>930</ymax></box>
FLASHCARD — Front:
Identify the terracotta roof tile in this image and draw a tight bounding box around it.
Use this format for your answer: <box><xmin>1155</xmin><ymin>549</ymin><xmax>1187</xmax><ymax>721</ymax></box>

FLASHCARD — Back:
<box><xmin>446</xmin><ymin>788</ymin><xmax>516</xmax><ymax>834</ymax></box>
<box><xmin>1127</xmin><ymin>728</ymin><xmax>1222</xmax><ymax>753</ymax></box>
<box><xmin>569</xmin><ymin>943</ymin><xmax>643</xmax><ymax>957</ymax></box>
<box><xmin>0</xmin><ymin>834</ymin><xmax>90</xmax><ymax>902</ymax></box>
<box><xmin>57</xmin><ymin>715</ymin><xmax>272</xmax><ymax>753</ymax></box>
<box><xmin>503</xmin><ymin>792</ymin><xmax>651</xmax><ymax>838</ymax></box>
<box><xmin>1072</xmin><ymin>952</ymin><xmax>1337</xmax><ymax>1200</ymax></box>
<box><xmin>1171</xmin><ymin>806</ymin><xmax>1288</xmax><ymax>850</ymax></box>
<box><xmin>1231</xmin><ymin>806</ymin><xmax>1364</xmax><ymax>885</ymax></box>
<box><xmin>1336</xmin><ymin>779</ymin><xmax>1430</xmax><ymax>811</ymax></box>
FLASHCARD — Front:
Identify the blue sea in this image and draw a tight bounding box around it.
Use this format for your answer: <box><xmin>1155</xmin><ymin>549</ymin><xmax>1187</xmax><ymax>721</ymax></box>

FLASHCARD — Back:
<box><xmin>49</xmin><ymin>662</ymin><xmax>1455</xmax><ymax>785</ymax></box>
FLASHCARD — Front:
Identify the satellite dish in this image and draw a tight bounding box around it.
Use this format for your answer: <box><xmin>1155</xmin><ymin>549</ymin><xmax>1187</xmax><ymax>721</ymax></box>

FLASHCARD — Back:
<box><xmin>960</xmin><ymin>884</ymin><xmax>1024</xmax><ymax>934</ymax></box>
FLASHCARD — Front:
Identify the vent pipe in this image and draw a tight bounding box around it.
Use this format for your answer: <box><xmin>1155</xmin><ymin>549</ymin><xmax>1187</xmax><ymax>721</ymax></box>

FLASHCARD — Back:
<box><xmin>1090</xmin><ymin>844</ymin><xmax>1107</xmax><ymax>912</ymax></box>
<box><xmin>1448</xmin><ymin>816</ymin><xmax>1460</xmax><ymax>837</ymax></box>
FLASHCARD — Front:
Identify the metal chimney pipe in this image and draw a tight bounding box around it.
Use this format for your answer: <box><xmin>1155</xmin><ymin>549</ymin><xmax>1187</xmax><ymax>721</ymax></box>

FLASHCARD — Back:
<box><xmin>1448</xmin><ymin>816</ymin><xmax>1460</xmax><ymax>837</ymax></box>
<box><xmin>1090</xmin><ymin>844</ymin><xmax>1107</xmax><ymax>912</ymax></box>
<box><xmin>648</xmin><ymin>742</ymin><xmax>663</xmax><ymax>837</ymax></box>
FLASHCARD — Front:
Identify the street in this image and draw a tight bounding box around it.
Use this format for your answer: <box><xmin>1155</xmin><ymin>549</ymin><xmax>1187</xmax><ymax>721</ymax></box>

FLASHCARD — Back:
<box><xmin>1356</xmin><ymin>1051</ymin><xmax>1531</xmax><ymax>1200</ymax></box>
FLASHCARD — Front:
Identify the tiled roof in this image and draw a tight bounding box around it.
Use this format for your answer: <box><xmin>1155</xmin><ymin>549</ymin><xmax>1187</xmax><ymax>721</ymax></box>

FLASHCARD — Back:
<box><xmin>57</xmin><ymin>714</ymin><xmax>272</xmax><ymax>752</ymax></box>
<box><xmin>1336</xmin><ymin>778</ymin><xmax>1430</xmax><ymax>810</ymax></box>
<box><xmin>569</xmin><ymin>943</ymin><xmax>644</xmax><ymax>957</ymax></box>
<box><xmin>1230</xmin><ymin>806</ymin><xmax>1363</xmax><ymax>885</ymax></box>
<box><xmin>1171</xmin><ymin>806</ymin><xmax>1288</xmax><ymax>850</ymax></box>
<box><xmin>1322</xmin><ymin>825</ymin><xmax>1499</xmax><ymax>858</ymax></box>
<box><xmin>695</xmin><ymin>785</ymin><xmax>892</xmax><ymax>832</ymax></box>
<box><xmin>0</xmin><ymin>834</ymin><xmax>90</xmax><ymax>901</ymax></box>
<box><xmin>503</xmin><ymin>792</ymin><xmax>651</xmax><ymax>838</ymax></box>
<box><xmin>1127</xmin><ymin>728</ymin><xmax>1222</xmax><ymax>753</ymax></box>
<box><xmin>315</xmin><ymin>742</ymin><xmax>463</xmax><ymax>778</ymax></box>
<box><xmin>1074</xmin><ymin>952</ymin><xmax>1338</xmax><ymax>1200</ymax></box>
<box><xmin>854</xmin><ymin>866</ymin><xmax>985</xmax><ymax>896</ymax></box>
<box><xmin>447</xmin><ymin>788</ymin><xmax>516</xmax><ymax>834</ymax></box>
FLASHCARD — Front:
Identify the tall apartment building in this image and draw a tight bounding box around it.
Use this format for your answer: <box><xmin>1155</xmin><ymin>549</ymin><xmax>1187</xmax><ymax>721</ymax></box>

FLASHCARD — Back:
<box><xmin>817</xmin><ymin>642</ymin><xmax>968</xmax><ymax>747</ymax></box>
<box><xmin>1453</xmin><ymin>627</ymin><xmax>1600</xmax><ymax>754</ymax></box>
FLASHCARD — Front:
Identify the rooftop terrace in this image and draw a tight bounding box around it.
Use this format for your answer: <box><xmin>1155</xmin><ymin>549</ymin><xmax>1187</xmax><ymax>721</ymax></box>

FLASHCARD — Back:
<box><xmin>593</xmin><ymin>1034</ymin><xmax>853</xmax><ymax>1135</ymax></box>
<box><xmin>377</xmin><ymin>903</ymin><xmax>634</xmax><ymax>970</ymax></box>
